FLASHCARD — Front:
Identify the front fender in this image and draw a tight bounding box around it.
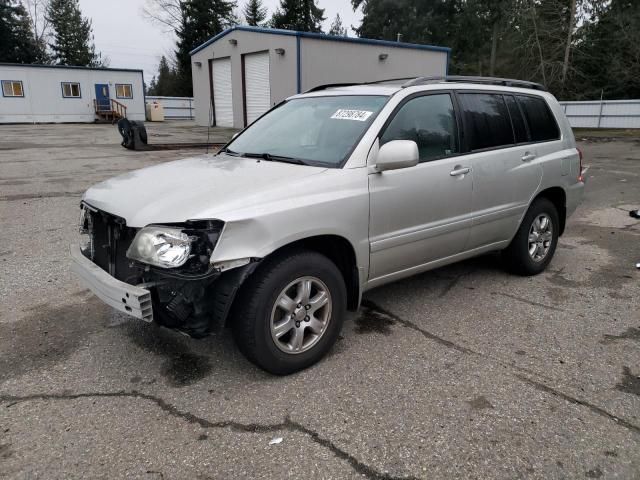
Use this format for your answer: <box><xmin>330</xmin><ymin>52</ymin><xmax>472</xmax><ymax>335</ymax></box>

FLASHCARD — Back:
<box><xmin>209</xmin><ymin>168</ymin><xmax>370</xmax><ymax>275</ymax></box>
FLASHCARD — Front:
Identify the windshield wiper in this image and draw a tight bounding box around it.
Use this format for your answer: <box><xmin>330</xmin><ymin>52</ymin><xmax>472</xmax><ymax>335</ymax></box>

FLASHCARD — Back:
<box><xmin>242</xmin><ymin>152</ymin><xmax>307</xmax><ymax>165</ymax></box>
<box><xmin>221</xmin><ymin>148</ymin><xmax>241</xmax><ymax>156</ymax></box>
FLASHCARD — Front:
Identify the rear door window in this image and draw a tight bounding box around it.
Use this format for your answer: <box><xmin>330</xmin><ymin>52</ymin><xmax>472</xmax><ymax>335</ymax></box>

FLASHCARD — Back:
<box><xmin>458</xmin><ymin>93</ymin><xmax>514</xmax><ymax>151</ymax></box>
<box><xmin>504</xmin><ymin>95</ymin><xmax>528</xmax><ymax>143</ymax></box>
<box><xmin>516</xmin><ymin>95</ymin><xmax>560</xmax><ymax>142</ymax></box>
<box><xmin>380</xmin><ymin>94</ymin><xmax>459</xmax><ymax>162</ymax></box>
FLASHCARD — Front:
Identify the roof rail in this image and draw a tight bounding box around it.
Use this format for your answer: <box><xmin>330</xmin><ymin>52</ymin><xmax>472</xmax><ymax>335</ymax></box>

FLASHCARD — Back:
<box><xmin>305</xmin><ymin>83</ymin><xmax>363</xmax><ymax>93</ymax></box>
<box><xmin>367</xmin><ymin>77</ymin><xmax>418</xmax><ymax>84</ymax></box>
<box><xmin>402</xmin><ymin>75</ymin><xmax>547</xmax><ymax>91</ymax></box>
<box><xmin>305</xmin><ymin>77</ymin><xmax>417</xmax><ymax>93</ymax></box>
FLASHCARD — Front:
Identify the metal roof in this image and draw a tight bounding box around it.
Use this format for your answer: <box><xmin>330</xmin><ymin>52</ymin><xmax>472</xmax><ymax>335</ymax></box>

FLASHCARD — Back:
<box><xmin>189</xmin><ymin>26</ymin><xmax>451</xmax><ymax>56</ymax></box>
<box><xmin>0</xmin><ymin>63</ymin><xmax>144</xmax><ymax>74</ymax></box>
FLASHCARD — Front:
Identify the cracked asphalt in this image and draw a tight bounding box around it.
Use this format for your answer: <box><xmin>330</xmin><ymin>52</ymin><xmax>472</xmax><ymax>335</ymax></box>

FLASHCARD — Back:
<box><xmin>0</xmin><ymin>123</ymin><xmax>639</xmax><ymax>479</ymax></box>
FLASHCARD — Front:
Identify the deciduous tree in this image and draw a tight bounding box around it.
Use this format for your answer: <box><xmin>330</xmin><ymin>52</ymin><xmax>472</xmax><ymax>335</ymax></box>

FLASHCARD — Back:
<box><xmin>22</xmin><ymin>0</ymin><xmax>50</xmax><ymax>62</ymax></box>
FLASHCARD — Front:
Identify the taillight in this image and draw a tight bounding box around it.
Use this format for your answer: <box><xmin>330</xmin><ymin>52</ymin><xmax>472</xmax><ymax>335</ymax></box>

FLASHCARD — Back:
<box><xmin>577</xmin><ymin>148</ymin><xmax>584</xmax><ymax>182</ymax></box>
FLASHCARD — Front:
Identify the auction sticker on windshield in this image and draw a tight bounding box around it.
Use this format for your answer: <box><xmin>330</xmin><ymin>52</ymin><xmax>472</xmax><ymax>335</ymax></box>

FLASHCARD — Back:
<box><xmin>331</xmin><ymin>109</ymin><xmax>374</xmax><ymax>121</ymax></box>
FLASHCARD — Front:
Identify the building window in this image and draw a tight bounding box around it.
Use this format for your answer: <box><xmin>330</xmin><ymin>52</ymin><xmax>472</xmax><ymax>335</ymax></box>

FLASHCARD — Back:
<box><xmin>2</xmin><ymin>80</ymin><xmax>24</xmax><ymax>97</ymax></box>
<box><xmin>115</xmin><ymin>84</ymin><xmax>133</xmax><ymax>99</ymax></box>
<box><xmin>61</xmin><ymin>82</ymin><xmax>81</xmax><ymax>98</ymax></box>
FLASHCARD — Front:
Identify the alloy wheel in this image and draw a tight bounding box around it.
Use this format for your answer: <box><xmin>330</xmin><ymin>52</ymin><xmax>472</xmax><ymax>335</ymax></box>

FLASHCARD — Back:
<box><xmin>270</xmin><ymin>276</ymin><xmax>332</xmax><ymax>354</ymax></box>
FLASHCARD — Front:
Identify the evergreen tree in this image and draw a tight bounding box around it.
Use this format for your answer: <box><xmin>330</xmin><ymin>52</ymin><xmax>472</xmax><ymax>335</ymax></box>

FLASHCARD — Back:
<box><xmin>351</xmin><ymin>0</ymin><xmax>589</xmax><ymax>97</ymax></box>
<box><xmin>244</xmin><ymin>0</ymin><xmax>267</xmax><ymax>26</ymax></box>
<box><xmin>573</xmin><ymin>0</ymin><xmax>640</xmax><ymax>99</ymax></box>
<box><xmin>146</xmin><ymin>77</ymin><xmax>155</xmax><ymax>95</ymax></box>
<box><xmin>271</xmin><ymin>0</ymin><xmax>325</xmax><ymax>32</ymax></box>
<box><xmin>46</xmin><ymin>0</ymin><xmax>101</xmax><ymax>66</ymax></box>
<box><xmin>149</xmin><ymin>55</ymin><xmax>181</xmax><ymax>96</ymax></box>
<box><xmin>175</xmin><ymin>0</ymin><xmax>237</xmax><ymax>96</ymax></box>
<box><xmin>0</xmin><ymin>0</ymin><xmax>40</xmax><ymax>63</ymax></box>
<box><xmin>352</xmin><ymin>0</ymin><xmax>458</xmax><ymax>45</ymax></box>
<box><xmin>328</xmin><ymin>13</ymin><xmax>347</xmax><ymax>36</ymax></box>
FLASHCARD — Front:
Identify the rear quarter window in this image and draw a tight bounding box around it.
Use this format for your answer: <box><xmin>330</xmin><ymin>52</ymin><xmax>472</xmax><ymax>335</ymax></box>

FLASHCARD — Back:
<box><xmin>516</xmin><ymin>95</ymin><xmax>560</xmax><ymax>142</ymax></box>
<box><xmin>504</xmin><ymin>95</ymin><xmax>528</xmax><ymax>143</ymax></box>
<box><xmin>458</xmin><ymin>93</ymin><xmax>514</xmax><ymax>151</ymax></box>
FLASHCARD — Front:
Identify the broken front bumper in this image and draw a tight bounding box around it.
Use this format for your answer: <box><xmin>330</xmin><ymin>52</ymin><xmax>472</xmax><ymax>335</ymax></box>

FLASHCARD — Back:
<box><xmin>70</xmin><ymin>244</ymin><xmax>153</xmax><ymax>322</ymax></box>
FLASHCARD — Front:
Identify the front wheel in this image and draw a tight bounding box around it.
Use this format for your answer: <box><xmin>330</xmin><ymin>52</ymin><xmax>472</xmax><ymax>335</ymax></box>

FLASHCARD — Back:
<box><xmin>502</xmin><ymin>197</ymin><xmax>559</xmax><ymax>276</ymax></box>
<box><xmin>232</xmin><ymin>250</ymin><xmax>346</xmax><ymax>375</ymax></box>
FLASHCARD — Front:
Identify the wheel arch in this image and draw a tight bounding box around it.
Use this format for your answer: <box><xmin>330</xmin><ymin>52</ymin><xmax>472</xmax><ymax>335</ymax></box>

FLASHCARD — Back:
<box><xmin>221</xmin><ymin>234</ymin><xmax>361</xmax><ymax>330</ymax></box>
<box><xmin>532</xmin><ymin>186</ymin><xmax>567</xmax><ymax>235</ymax></box>
<box><xmin>259</xmin><ymin>235</ymin><xmax>361</xmax><ymax>311</ymax></box>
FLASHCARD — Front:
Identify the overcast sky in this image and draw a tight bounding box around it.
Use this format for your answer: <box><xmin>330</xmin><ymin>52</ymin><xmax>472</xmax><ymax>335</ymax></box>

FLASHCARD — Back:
<box><xmin>78</xmin><ymin>0</ymin><xmax>363</xmax><ymax>81</ymax></box>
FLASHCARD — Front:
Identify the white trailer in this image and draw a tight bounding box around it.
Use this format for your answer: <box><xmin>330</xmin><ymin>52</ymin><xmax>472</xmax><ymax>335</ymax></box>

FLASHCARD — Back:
<box><xmin>0</xmin><ymin>63</ymin><xmax>145</xmax><ymax>123</ymax></box>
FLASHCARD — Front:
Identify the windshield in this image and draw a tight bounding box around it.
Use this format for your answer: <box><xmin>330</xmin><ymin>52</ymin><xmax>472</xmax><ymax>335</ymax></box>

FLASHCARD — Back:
<box><xmin>225</xmin><ymin>95</ymin><xmax>388</xmax><ymax>167</ymax></box>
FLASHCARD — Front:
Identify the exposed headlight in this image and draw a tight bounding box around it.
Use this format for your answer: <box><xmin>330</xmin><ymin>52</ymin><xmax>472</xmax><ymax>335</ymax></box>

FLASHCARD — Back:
<box><xmin>79</xmin><ymin>204</ymin><xmax>94</xmax><ymax>259</ymax></box>
<box><xmin>127</xmin><ymin>226</ymin><xmax>192</xmax><ymax>268</ymax></box>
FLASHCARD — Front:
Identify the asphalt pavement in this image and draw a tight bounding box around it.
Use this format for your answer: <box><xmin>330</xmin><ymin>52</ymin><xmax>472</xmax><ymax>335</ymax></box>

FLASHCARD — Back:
<box><xmin>0</xmin><ymin>122</ymin><xmax>638</xmax><ymax>479</ymax></box>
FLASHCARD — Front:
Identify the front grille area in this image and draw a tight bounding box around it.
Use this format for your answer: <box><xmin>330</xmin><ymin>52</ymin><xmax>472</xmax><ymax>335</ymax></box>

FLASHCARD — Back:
<box><xmin>86</xmin><ymin>208</ymin><xmax>141</xmax><ymax>284</ymax></box>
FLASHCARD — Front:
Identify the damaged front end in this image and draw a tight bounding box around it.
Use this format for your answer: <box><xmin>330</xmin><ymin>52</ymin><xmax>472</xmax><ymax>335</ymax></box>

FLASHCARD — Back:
<box><xmin>77</xmin><ymin>203</ymin><xmax>258</xmax><ymax>337</ymax></box>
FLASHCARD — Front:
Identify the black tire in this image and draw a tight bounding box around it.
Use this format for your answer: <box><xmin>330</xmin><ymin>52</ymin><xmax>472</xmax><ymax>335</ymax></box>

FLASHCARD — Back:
<box><xmin>502</xmin><ymin>197</ymin><xmax>559</xmax><ymax>276</ymax></box>
<box><xmin>117</xmin><ymin>118</ymin><xmax>133</xmax><ymax>148</ymax></box>
<box><xmin>231</xmin><ymin>250</ymin><xmax>346</xmax><ymax>375</ymax></box>
<box><xmin>131</xmin><ymin>121</ymin><xmax>148</xmax><ymax>145</ymax></box>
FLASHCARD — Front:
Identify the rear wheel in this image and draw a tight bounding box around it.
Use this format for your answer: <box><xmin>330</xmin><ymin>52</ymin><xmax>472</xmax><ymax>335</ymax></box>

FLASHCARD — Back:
<box><xmin>232</xmin><ymin>250</ymin><xmax>346</xmax><ymax>375</ymax></box>
<box><xmin>502</xmin><ymin>198</ymin><xmax>559</xmax><ymax>276</ymax></box>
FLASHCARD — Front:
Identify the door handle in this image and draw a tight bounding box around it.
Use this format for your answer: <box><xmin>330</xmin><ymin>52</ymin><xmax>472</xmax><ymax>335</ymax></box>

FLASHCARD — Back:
<box><xmin>450</xmin><ymin>166</ymin><xmax>471</xmax><ymax>176</ymax></box>
<box><xmin>522</xmin><ymin>153</ymin><xmax>536</xmax><ymax>162</ymax></box>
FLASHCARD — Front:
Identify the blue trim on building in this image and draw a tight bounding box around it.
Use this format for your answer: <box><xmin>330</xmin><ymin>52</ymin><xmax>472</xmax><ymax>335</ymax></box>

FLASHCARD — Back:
<box><xmin>0</xmin><ymin>62</ymin><xmax>144</xmax><ymax>74</ymax></box>
<box><xmin>297</xmin><ymin>30</ymin><xmax>450</xmax><ymax>53</ymax></box>
<box><xmin>296</xmin><ymin>36</ymin><xmax>301</xmax><ymax>93</ymax></box>
<box><xmin>189</xmin><ymin>26</ymin><xmax>451</xmax><ymax>56</ymax></box>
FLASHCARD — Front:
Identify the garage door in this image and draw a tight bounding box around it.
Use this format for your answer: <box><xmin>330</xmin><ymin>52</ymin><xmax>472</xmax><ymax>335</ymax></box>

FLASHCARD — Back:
<box><xmin>244</xmin><ymin>51</ymin><xmax>271</xmax><ymax>125</ymax></box>
<box><xmin>212</xmin><ymin>58</ymin><xmax>233</xmax><ymax>127</ymax></box>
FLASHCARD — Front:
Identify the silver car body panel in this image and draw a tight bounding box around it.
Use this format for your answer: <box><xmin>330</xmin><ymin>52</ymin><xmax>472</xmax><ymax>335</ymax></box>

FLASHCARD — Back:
<box><xmin>82</xmin><ymin>155</ymin><xmax>329</xmax><ymax>226</ymax></box>
<box><xmin>70</xmin><ymin>243</ymin><xmax>153</xmax><ymax>322</ymax></box>
<box><xmin>368</xmin><ymin>142</ymin><xmax>473</xmax><ymax>280</ymax></box>
<box><xmin>80</xmin><ymin>81</ymin><xmax>583</xmax><ymax>304</ymax></box>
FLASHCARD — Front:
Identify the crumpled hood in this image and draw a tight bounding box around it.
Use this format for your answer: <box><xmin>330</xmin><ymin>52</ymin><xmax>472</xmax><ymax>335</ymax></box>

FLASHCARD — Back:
<box><xmin>83</xmin><ymin>154</ymin><xmax>328</xmax><ymax>226</ymax></box>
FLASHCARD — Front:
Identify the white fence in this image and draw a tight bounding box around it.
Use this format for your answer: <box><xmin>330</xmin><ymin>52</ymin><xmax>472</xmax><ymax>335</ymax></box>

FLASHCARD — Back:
<box><xmin>559</xmin><ymin>99</ymin><xmax>640</xmax><ymax>129</ymax></box>
<box><xmin>146</xmin><ymin>96</ymin><xmax>195</xmax><ymax>120</ymax></box>
<box><xmin>143</xmin><ymin>96</ymin><xmax>640</xmax><ymax>127</ymax></box>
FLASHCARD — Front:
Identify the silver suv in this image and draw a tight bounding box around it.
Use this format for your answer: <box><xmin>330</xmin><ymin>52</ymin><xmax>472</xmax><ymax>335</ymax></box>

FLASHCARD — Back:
<box><xmin>71</xmin><ymin>76</ymin><xmax>584</xmax><ymax>374</ymax></box>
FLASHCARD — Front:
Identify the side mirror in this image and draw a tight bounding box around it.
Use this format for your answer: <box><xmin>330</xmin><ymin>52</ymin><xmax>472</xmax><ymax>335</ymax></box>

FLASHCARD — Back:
<box><xmin>375</xmin><ymin>140</ymin><xmax>419</xmax><ymax>172</ymax></box>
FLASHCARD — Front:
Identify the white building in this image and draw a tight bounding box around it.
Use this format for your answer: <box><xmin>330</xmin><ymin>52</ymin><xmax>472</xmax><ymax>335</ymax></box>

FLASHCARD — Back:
<box><xmin>190</xmin><ymin>26</ymin><xmax>450</xmax><ymax>128</ymax></box>
<box><xmin>0</xmin><ymin>63</ymin><xmax>146</xmax><ymax>123</ymax></box>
